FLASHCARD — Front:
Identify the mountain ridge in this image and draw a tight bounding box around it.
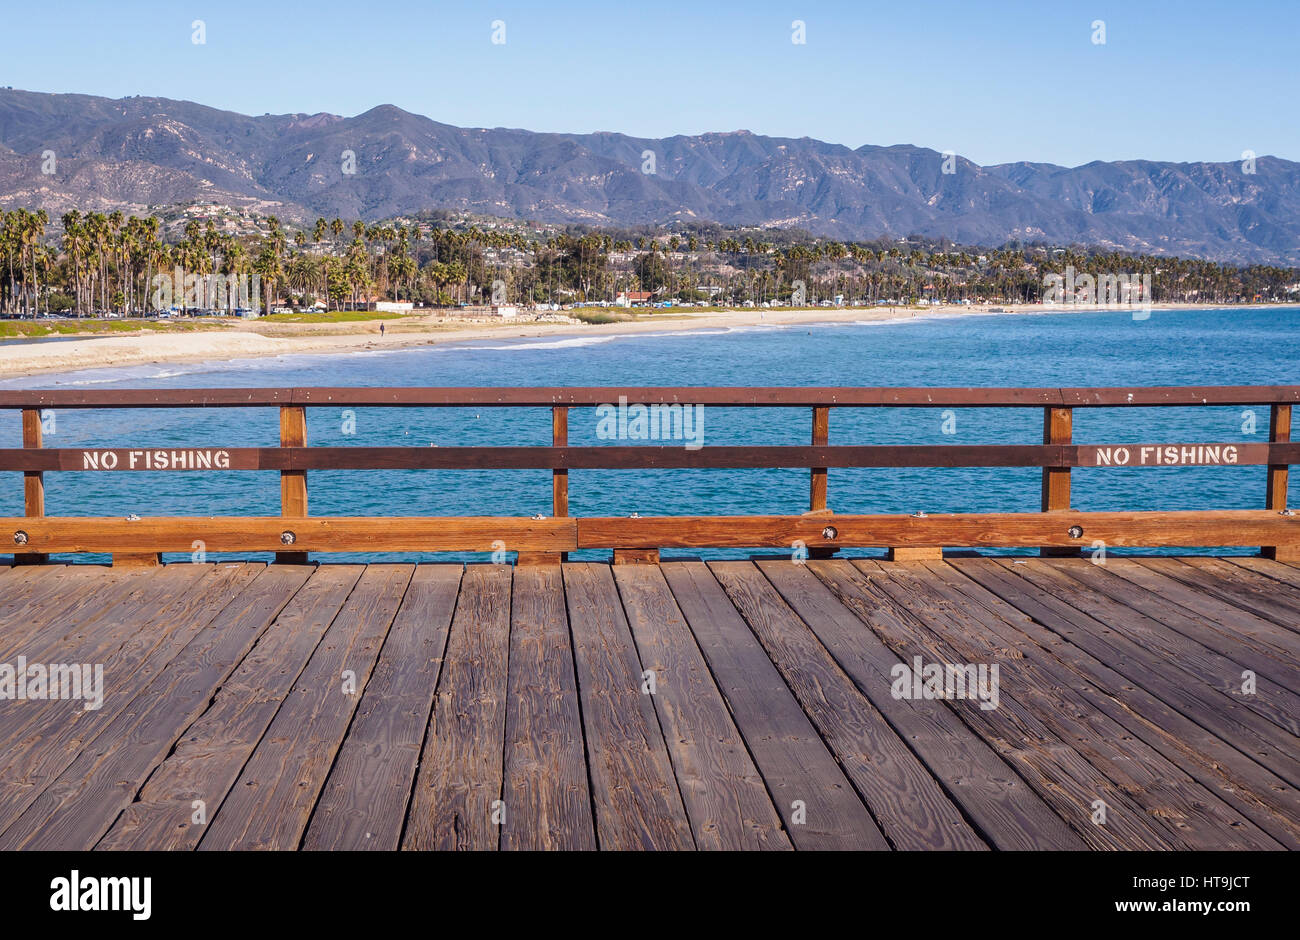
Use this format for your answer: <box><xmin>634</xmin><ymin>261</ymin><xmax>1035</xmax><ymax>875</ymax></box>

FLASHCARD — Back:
<box><xmin>1</xmin><ymin>88</ymin><xmax>1296</xmax><ymax>265</ymax></box>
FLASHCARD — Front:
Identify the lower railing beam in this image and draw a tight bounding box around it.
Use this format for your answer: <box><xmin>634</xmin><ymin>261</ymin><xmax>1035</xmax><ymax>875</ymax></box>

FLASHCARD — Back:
<box><xmin>886</xmin><ymin>547</ymin><xmax>944</xmax><ymax>562</ymax></box>
<box><xmin>613</xmin><ymin>549</ymin><xmax>660</xmax><ymax>565</ymax></box>
<box><xmin>516</xmin><ymin>551</ymin><xmax>560</xmax><ymax>566</ymax></box>
<box><xmin>113</xmin><ymin>552</ymin><xmax>162</xmax><ymax>568</ymax></box>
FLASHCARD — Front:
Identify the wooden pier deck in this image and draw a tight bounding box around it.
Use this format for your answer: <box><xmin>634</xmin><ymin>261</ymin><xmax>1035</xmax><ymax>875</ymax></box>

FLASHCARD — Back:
<box><xmin>0</xmin><ymin>555</ymin><xmax>1296</xmax><ymax>851</ymax></box>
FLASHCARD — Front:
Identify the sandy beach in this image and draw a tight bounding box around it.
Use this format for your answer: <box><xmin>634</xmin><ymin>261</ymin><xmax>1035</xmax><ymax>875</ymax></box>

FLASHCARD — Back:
<box><xmin>0</xmin><ymin>302</ymin><xmax>1265</xmax><ymax>380</ymax></box>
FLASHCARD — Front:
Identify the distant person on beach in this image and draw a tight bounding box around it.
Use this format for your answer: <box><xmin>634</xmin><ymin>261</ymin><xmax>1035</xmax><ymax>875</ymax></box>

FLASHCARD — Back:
<box><xmin>380</xmin><ymin>323</ymin><xmax>385</xmax><ymax>337</ymax></box>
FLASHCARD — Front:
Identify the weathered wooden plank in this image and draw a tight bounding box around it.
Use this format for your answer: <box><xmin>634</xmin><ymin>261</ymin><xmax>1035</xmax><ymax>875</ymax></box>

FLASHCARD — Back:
<box><xmin>761</xmin><ymin>559</ymin><xmax>1085</xmax><ymax>849</ymax></box>
<box><xmin>614</xmin><ymin>564</ymin><xmax>790</xmax><ymax>850</ymax></box>
<box><xmin>4</xmin><ymin>516</ymin><xmax>576</xmax><ymax>554</ymax></box>
<box><xmin>577</xmin><ymin>511</ymin><xmax>1300</xmax><ymax>550</ymax></box>
<box><xmin>4</xmin><ymin>384</ymin><xmax>1296</xmax><ymax>410</ymax></box>
<box><xmin>660</xmin><ymin>561</ymin><xmax>889</xmax><ymax>850</ymax></box>
<box><xmin>0</xmin><ymin>566</ymin><xmax>134</xmax><ymax>663</ymax></box>
<box><xmin>403</xmin><ymin>564</ymin><xmax>513</xmax><ymax>851</ymax></box>
<box><xmin>928</xmin><ymin>560</ymin><xmax>1300</xmax><ymax>848</ymax></box>
<box><xmin>1045</xmin><ymin>559</ymin><xmax>1300</xmax><ymax>684</ymax></box>
<box><xmin>200</xmin><ymin>565</ymin><xmax>407</xmax><ymax>850</ymax></box>
<box><xmin>868</xmin><ymin>560</ymin><xmax>1281</xmax><ymax>850</ymax></box>
<box><xmin>952</xmin><ymin>559</ymin><xmax>1300</xmax><ymax>788</ymax></box>
<box><xmin>993</xmin><ymin>560</ymin><xmax>1300</xmax><ymax>737</ymax></box>
<box><xmin>2</xmin><ymin>510</ymin><xmax>1297</xmax><ymax>556</ymax></box>
<box><xmin>3</xmin><ymin>441</ymin><xmax>1296</xmax><ymax>473</ymax></box>
<box><xmin>302</xmin><ymin>565</ymin><xmax>462</xmax><ymax>851</ymax></box>
<box><xmin>809</xmin><ymin>559</ymin><xmax>1174</xmax><ymax>849</ymax></box>
<box><xmin>711</xmin><ymin>561</ymin><xmax>986</xmax><ymax>850</ymax></box>
<box><xmin>0</xmin><ymin>565</ymin><xmax>312</xmax><ymax>849</ymax></box>
<box><xmin>0</xmin><ymin>565</ymin><xmax>237</xmax><ymax>758</ymax></box>
<box><xmin>98</xmin><ymin>566</ymin><xmax>377</xmax><ymax>851</ymax></box>
<box><xmin>1228</xmin><ymin>555</ymin><xmax>1300</xmax><ymax>596</ymax></box>
<box><xmin>562</xmin><ymin>563</ymin><xmax>695</xmax><ymax>850</ymax></box>
<box><xmin>0</xmin><ymin>565</ymin><xmax>253</xmax><ymax>830</ymax></box>
<box><xmin>1149</xmin><ymin>557</ymin><xmax>1300</xmax><ymax>626</ymax></box>
<box><xmin>499</xmin><ymin>565</ymin><xmax>596</xmax><ymax>851</ymax></box>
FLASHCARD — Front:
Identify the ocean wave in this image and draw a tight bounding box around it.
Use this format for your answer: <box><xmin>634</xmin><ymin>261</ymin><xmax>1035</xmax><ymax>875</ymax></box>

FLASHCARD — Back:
<box><xmin>466</xmin><ymin>335</ymin><xmax>622</xmax><ymax>351</ymax></box>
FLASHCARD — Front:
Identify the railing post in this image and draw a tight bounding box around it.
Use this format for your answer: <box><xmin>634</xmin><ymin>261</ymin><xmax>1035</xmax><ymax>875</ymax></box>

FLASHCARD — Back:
<box><xmin>810</xmin><ymin>405</ymin><xmax>829</xmax><ymax>512</ymax></box>
<box><xmin>278</xmin><ymin>404</ymin><xmax>309</xmax><ymax>564</ymax></box>
<box><xmin>553</xmin><ymin>405</ymin><xmax>569</xmax><ymax>520</ymax></box>
<box><xmin>1040</xmin><ymin>405</ymin><xmax>1075</xmax><ymax>557</ymax></box>
<box><xmin>1264</xmin><ymin>403</ymin><xmax>1294</xmax><ymax>561</ymax></box>
<box><xmin>806</xmin><ymin>405</ymin><xmax>841</xmax><ymax>560</ymax></box>
<box><xmin>518</xmin><ymin>405</ymin><xmax>572</xmax><ymax>565</ymax></box>
<box><xmin>17</xmin><ymin>408</ymin><xmax>46</xmax><ymax>565</ymax></box>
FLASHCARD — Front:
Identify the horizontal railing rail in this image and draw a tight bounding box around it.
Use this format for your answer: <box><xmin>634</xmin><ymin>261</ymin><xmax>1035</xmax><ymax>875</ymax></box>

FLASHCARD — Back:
<box><xmin>2</xmin><ymin>385</ymin><xmax>1300</xmax><ymax>409</ymax></box>
<box><xmin>2</xmin><ymin>443</ymin><xmax>1298</xmax><ymax>471</ymax></box>
<box><xmin>0</xmin><ymin>385</ymin><xmax>1295</xmax><ymax>565</ymax></box>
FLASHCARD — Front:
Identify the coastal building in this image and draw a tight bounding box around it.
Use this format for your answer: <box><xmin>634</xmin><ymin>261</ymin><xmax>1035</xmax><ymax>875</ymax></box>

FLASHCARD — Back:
<box><xmin>615</xmin><ymin>291</ymin><xmax>654</xmax><ymax>307</ymax></box>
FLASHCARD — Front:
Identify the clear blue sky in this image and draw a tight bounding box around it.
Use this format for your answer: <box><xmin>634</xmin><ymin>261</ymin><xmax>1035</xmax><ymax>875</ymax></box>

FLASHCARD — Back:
<box><xmin>5</xmin><ymin>0</ymin><xmax>1295</xmax><ymax>166</ymax></box>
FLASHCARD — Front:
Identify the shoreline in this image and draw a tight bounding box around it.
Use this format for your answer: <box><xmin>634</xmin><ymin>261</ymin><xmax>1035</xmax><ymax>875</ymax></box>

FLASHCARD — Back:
<box><xmin>0</xmin><ymin>302</ymin><xmax>1280</xmax><ymax>381</ymax></box>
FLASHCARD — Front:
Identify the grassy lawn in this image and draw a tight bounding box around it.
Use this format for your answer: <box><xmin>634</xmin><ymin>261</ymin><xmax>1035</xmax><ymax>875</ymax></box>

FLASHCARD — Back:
<box><xmin>0</xmin><ymin>319</ymin><xmax>211</xmax><ymax>338</ymax></box>
<box><xmin>260</xmin><ymin>311</ymin><xmax>412</xmax><ymax>323</ymax></box>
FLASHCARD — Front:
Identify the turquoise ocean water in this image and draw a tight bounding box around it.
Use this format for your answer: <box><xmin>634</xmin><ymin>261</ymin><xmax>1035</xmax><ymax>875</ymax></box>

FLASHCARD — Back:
<box><xmin>1</xmin><ymin>306</ymin><xmax>1297</xmax><ymax>562</ymax></box>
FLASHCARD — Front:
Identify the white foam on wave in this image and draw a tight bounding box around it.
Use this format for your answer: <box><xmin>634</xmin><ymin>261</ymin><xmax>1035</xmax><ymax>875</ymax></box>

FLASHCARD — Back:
<box><xmin>466</xmin><ymin>335</ymin><xmax>622</xmax><ymax>352</ymax></box>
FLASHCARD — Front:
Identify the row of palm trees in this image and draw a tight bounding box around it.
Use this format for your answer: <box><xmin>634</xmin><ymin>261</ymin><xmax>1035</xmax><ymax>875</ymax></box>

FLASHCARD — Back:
<box><xmin>1</xmin><ymin>207</ymin><xmax>1296</xmax><ymax>316</ymax></box>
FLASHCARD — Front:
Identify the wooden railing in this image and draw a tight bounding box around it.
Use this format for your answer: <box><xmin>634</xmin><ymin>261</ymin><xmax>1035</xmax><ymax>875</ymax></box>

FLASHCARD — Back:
<box><xmin>1</xmin><ymin>386</ymin><xmax>1296</xmax><ymax>566</ymax></box>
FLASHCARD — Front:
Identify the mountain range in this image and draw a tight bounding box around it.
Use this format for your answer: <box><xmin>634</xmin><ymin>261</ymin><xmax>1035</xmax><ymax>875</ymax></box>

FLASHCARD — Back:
<box><xmin>1</xmin><ymin>88</ymin><xmax>1297</xmax><ymax>265</ymax></box>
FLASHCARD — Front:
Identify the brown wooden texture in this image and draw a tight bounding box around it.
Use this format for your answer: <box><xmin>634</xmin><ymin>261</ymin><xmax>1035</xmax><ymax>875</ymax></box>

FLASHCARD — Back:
<box><xmin>1</xmin><ymin>557</ymin><xmax>1296</xmax><ymax>850</ymax></box>
<box><xmin>5</xmin><ymin>384</ymin><xmax>1298</xmax><ymax>410</ymax></box>
<box><xmin>577</xmin><ymin>510</ymin><xmax>1300</xmax><ymax>549</ymax></box>
<box><xmin>660</xmin><ymin>561</ymin><xmax>889</xmax><ymax>849</ymax></box>
<box><xmin>200</xmin><ymin>565</ymin><xmax>407</xmax><ymax>850</ymax></box>
<box><xmin>563</xmin><ymin>563</ymin><xmax>695</xmax><ymax>850</ymax></box>
<box><xmin>930</xmin><ymin>559</ymin><xmax>1300</xmax><ymax>848</ymax></box>
<box><xmin>112</xmin><ymin>552</ymin><xmax>161</xmax><ymax>567</ymax></box>
<box><xmin>0</xmin><ymin>565</ymin><xmax>311</xmax><ymax>850</ymax></box>
<box><xmin>887</xmin><ymin>547</ymin><xmax>944</xmax><ymax>562</ymax></box>
<box><xmin>862</xmin><ymin>559</ymin><xmax>1279</xmax><ymax>850</ymax></box>
<box><xmin>951</xmin><ymin>558</ymin><xmax>1300</xmax><ymax>788</ymax></box>
<box><xmin>764</xmin><ymin>560</ymin><xmax>1087</xmax><ymax>849</ymax></box>
<box><xmin>302</xmin><ymin>565</ymin><xmax>462</xmax><ymax>851</ymax></box>
<box><xmin>402</xmin><ymin>564</ymin><xmax>513</xmax><ymax>851</ymax></box>
<box><xmin>3</xmin><ymin>516</ymin><xmax>576</xmax><ymax>554</ymax></box>
<box><xmin>1266</xmin><ymin>403</ymin><xmax>1294</xmax><ymax>560</ymax></box>
<box><xmin>1041</xmin><ymin>406</ymin><xmax>1074</xmax><ymax>558</ymax></box>
<box><xmin>552</xmin><ymin>406</ymin><xmax>569</xmax><ymax>515</ymax></box>
<box><xmin>18</xmin><ymin>408</ymin><xmax>45</xmax><ymax>565</ymax></box>
<box><xmin>98</xmin><ymin>566</ymin><xmax>364</xmax><ymax>851</ymax></box>
<box><xmin>810</xmin><ymin>405</ymin><xmax>829</xmax><ymax>511</ymax></box>
<box><xmin>278</xmin><ymin>405</ymin><xmax>309</xmax><ymax>563</ymax></box>
<box><xmin>711</xmin><ymin>560</ymin><xmax>986</xmax><ymax>850</ymax></box>
<box><xmin>613</xmin><ymin>548</ymin><xmax>660</xmax><ymax>564</ymax></box>
<box><xmin>499</xmin><ymin>565</ymin><xmax>596</xmax><ymax>850</ymax></box>
<box><xmin>3</xmin><ymin>441</ymin><xmax>1296</xmax><ymax>473</ymax></box>
<box><xmin>614</xmin><ymin>564</ymin><xmax>790</xmax><ymax>850</ymax></box>
<box><xmin>0</xmin><ymin>565</ymin><xmax>241</xmax><ymax>831</ymax></box>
